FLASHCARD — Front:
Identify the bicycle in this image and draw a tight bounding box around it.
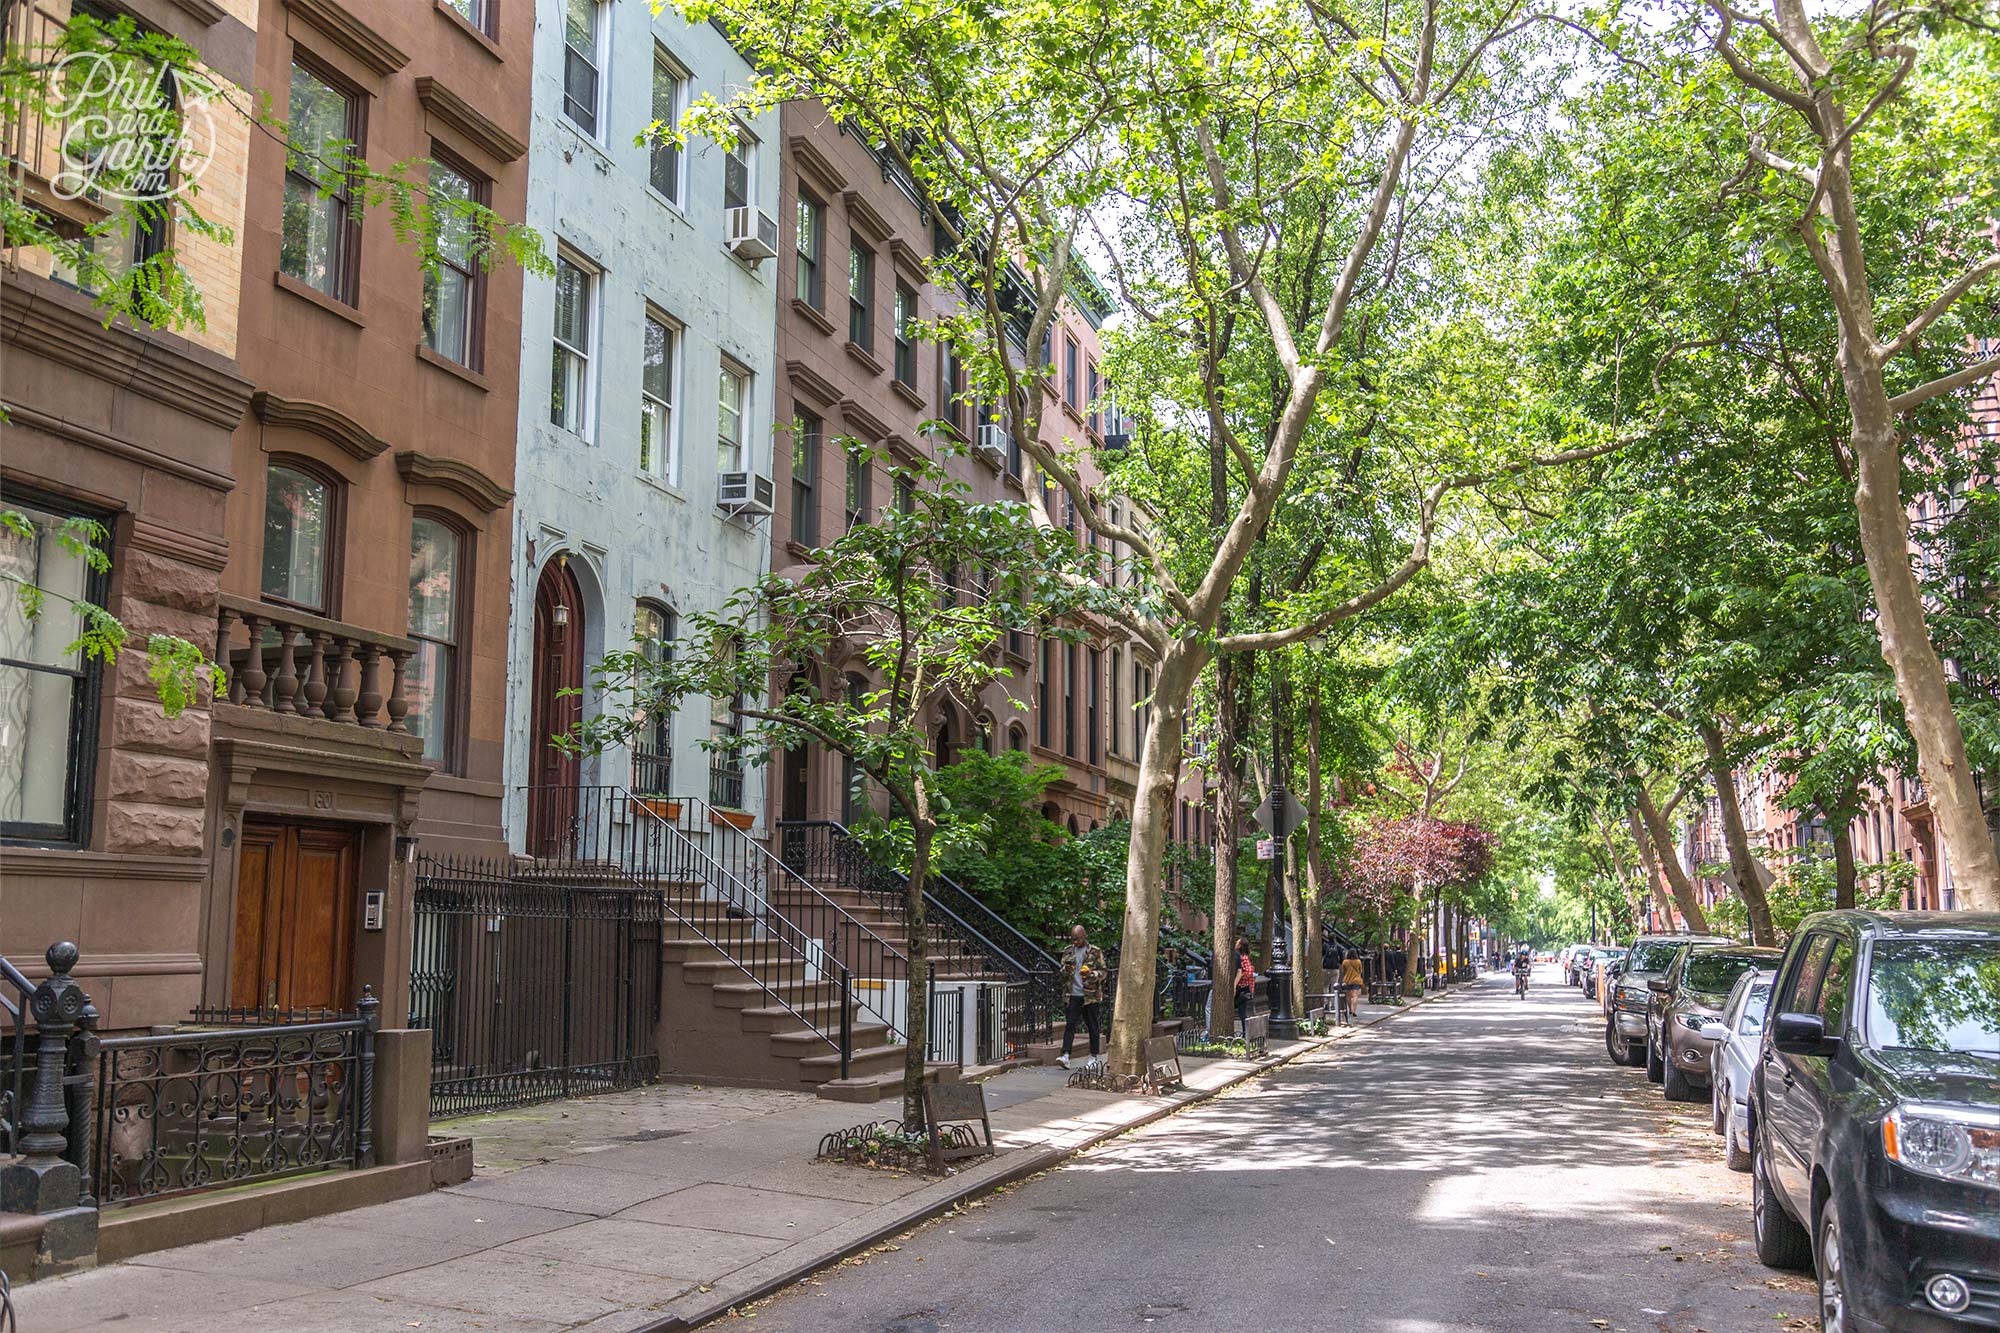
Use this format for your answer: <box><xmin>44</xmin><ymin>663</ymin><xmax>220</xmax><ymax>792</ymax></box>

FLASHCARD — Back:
<box><xmin>1514</xmin><ymin>969</ymin><xmax>1530</xmax><ymax>999</ymax></box>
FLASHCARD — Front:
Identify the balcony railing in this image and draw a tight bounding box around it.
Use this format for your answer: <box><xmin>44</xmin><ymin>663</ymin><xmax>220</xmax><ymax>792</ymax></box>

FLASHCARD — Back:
<box><xmin>214</xmin><ymin>594</ymin><xmax>417</xmax><ymax>732</ymax></box>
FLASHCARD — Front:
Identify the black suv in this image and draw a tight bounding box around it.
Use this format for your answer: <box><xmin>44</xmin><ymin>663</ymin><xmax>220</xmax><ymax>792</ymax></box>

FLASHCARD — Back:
<box><xmin>1750</xmin><ymin>911</ymin><xmax>2000</xmax><ymax>1332</ymax></box>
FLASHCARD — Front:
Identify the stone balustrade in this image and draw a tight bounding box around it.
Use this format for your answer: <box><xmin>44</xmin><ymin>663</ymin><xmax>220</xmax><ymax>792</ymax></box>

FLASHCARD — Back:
<box><xmin>215</xmin><ymin>594</ymin><xmax>418</xmax><ymax>732</ymax></box>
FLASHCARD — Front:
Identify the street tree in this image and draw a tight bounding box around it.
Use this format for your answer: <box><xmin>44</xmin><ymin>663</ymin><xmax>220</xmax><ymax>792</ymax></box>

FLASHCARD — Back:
<box><xmin>573</xmin><ymin>455</ymin><xmax>1101</xmax><ymax>1122</ymax></box>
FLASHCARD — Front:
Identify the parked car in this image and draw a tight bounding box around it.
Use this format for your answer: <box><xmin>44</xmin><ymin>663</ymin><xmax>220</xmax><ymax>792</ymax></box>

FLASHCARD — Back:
<box><xmin>1647</xmin><ymin>943</ymin><xmax>1783</xmax><ymax>1100</ymax></box>
<box><xmin>1585</xmin><ymin>948</ymin><xmax>1627</xmax><ymax>1001</ymax></box>
<box><xmin>1605</xmin><ymin>932</ymin><xmax>1733</xmax><ymax>1067</ymax></box>
<box><xmin>1750</xmin><ymin>911</ymin><xmax>2000</xmax><ymax>1332</ymax></box>
<box><xmin>1566</xmin><ymin>947</ymin><xmax>1599</xmax><ymax>987</ymax></box>
<box><xmin>1704</xmin><ymin>967</ymin><xmax>1774</xmax><ymax>1172</ymax></box>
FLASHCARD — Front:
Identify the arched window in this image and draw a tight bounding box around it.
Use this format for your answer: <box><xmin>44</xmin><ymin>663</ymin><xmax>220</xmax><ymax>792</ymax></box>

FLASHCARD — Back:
<box><xmin>407</xmin><ymin>514</ymin><xmax>467</xmax><ymax>768</ymax></box>
<box><xmin>1007</xmin><ymin>723</ymin><xmax>1027</xmax><ymax>753</ymax></box>
<box><xmin>632</xmin><ymin>599</ymin><xmax>676</xmax><ymax>795</ymax></box>
<box><xmin>1066</xmin><ymin>814</ymin><xmax>1080</xmax><ymax>837</ymax></box>
<box><xmin>262</xmin><ymin>460</ymin><xmax>340</xmax><ymax>613</ymax></box>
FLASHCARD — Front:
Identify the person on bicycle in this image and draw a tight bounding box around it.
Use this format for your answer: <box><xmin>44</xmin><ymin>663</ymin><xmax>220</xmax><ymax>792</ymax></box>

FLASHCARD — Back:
<box><xmin>1512</xmin><ymin>947</ymin><xmax>1533</xmax><ymax>996</ymax></box>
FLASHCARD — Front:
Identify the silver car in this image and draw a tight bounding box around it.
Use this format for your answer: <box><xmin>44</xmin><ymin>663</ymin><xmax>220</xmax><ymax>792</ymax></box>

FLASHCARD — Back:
<box><xmin>1703</xmin><ymin>968</ymin><xmax>1773</xmax><ymax>1173</ymax></box>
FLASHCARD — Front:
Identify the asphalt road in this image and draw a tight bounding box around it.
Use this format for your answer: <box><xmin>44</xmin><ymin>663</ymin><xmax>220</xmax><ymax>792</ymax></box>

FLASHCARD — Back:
<box><xmin>726</xmin><ymin>965</ymin><xmax>1822</xmax><ymax>1333</ymax></box>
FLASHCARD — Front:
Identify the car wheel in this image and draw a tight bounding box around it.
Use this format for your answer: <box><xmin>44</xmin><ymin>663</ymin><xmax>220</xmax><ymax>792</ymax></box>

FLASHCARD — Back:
<box><xmin>1663</xmin><ymin>1053</ymin><xmax>1698</xmax><ymax>1102</ymax></box>
<box><xmin>1724</xmin><ymin>1107</ymin><xmax>1751</xmax><ymax>1172</ymax></box>
<box><xmin>1817</xmin><ymin>1205</ymin><xmax>1851</xmax><ymax>1333</ymax></box>
<box><xmin>1711</xmin><ymin>1081</ymin><xmax>1726</xmax><ymax>1134</ymax></box>
<box><xmin>1645</xmin><ymin>1033</ymin><xmax>1664</xmax><ymax>1083</ymax></box>
<box><xmin>1752</xmin><ymin>1143</ymin><xmax>1812</xmax><ymax>1269</ymax></box>
<box><xmin>1605</xmin><ymin>1017</ymin><xmax>1637</xmax><ymax>1066</ymax></box>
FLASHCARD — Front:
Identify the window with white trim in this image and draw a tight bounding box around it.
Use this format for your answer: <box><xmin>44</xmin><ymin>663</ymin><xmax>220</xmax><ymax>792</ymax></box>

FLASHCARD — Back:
<box><xmin>562</xmin><ymin>0</ymin><xmax>604</xmax><ymax>136</ymax></box>
<box><xmin>641</xmin><ymin>311</ymin><xmax>677</xmax><ymax>480</ymax></box>
<box><xmin>550</xmin><ymin>251</ymin><xmax>596</xmax><ymax>435</ymax></box>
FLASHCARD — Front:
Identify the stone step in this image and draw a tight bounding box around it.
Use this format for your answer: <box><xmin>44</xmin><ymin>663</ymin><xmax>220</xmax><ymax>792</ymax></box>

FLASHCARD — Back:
<box><xmin>799</xmin><ymin>1042</ymin><xmax>910</xmax><ymax>1088</ymax></box>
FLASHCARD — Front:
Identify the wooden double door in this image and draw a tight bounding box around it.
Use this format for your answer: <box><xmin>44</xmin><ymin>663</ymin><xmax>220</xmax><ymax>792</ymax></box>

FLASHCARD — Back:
<box><xmin>231</xmin><ymin>820</ymin><xmax>361</xmax><ymax>1012</ymax></box>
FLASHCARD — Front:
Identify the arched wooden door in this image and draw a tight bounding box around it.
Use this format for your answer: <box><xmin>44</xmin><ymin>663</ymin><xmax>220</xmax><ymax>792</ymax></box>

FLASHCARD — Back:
<box><xmin>528</xmin><ymin>558</ymin><xmax>584</xmax><ymax>855</ymax></box>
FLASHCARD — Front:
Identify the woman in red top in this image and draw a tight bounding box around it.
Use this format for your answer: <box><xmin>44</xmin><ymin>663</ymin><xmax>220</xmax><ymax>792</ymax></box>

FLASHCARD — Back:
<box><xmin>1232</xmin><ymin>937</ymin><xmax>1256</xmax><ymax>1037</ymax></box>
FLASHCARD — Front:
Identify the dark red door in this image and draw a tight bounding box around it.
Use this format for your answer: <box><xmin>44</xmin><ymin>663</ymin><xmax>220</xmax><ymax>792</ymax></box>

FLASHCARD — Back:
<box><xmin>528</xmin><ymin>558</ymin><xmax>584</xmax><ymax>855</ymax></box>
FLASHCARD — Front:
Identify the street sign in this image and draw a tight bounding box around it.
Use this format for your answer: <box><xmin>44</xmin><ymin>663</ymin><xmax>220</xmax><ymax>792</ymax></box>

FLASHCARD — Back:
<box><xmin>1252</xmin><ymin>791</ymin><xmax>1307</xmax><ymax>834</ymax></box>
<box><xmin>1255</xmin><ymin>837</ymin><xmax>1276</xmax><ymax>860</ymax></box>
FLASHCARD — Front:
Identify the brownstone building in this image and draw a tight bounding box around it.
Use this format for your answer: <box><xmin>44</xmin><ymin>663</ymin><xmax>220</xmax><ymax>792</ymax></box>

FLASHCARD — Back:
<box><xmin>3</xmin><ymin>0</ymin><xmax>530</xmax><ymax>1031</ymax></box>
<box><xmin>768</xmin><ymin>104</ymin><xmax>1133</xmax><ymax>843</ymax></box>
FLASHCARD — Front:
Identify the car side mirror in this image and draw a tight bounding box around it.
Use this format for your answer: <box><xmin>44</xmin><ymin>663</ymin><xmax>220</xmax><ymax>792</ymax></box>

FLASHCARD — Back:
<box><xmin>1770</xmin><ymin>1012</ymin><xmax>1839</xmax><ymax>1058</ymax></box>
<box><xmin>1647</xmin><ymin>978</ymin><xmax>1669</xmax><ymax>994</ymax></box>
<box><xmin>1699</xmin><ymin>1019</ymin><xmax>1728</xmax><ymax>1040</ymax></box>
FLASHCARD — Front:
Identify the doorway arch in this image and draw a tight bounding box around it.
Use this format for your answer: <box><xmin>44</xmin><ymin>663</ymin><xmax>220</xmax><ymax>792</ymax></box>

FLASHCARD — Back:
<box><xmin>528</xmin><ymin>557</ymin><xmax>585</xmax><ymax>854</ymax></box>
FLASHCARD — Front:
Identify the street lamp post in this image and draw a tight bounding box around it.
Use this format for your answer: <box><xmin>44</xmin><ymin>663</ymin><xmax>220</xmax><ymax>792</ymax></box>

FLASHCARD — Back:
<box><xmin>1267</xmin><ymin>665</ymin><xmax>1297</xmax><ymax>1038</ymax></box>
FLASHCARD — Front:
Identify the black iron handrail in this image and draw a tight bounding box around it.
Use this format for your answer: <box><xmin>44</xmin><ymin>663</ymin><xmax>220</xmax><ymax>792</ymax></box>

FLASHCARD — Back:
<box><xmin>656</xmin><ymin>796</ymin><xmax>912</xmax><ymax>1045</ymax></box>
<box><xmin>1</xmin><ymin>955</ymin><xmax>33</xmax><ymax>1157</ymax></box>
<box><xmin>778</xmin><ymin>819</ymin><xmax>1064</xmax><ymax>1049</ymax></box>
<box><xmin>527</xmin><ymin>786</ymin><xmax>870</xmax><ymax>1073</ymax></box>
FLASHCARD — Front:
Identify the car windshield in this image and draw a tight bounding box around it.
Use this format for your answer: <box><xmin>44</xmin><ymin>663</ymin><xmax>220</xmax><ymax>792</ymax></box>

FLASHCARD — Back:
<box><xmin>1627</xmin><ymin>941</ymin><xmax>1680</xmax><ymax>971</ymax></box>
<box><xmin>1739</xmin><ymin>984</ymin><xmax>1771</xmax><ymax>1036</ymax></box>
<box><xmin>1862</xmin><ymin>939</ymin><xmax>2000</xmax><ymax>1057</ymax></box>
<box><xmin>1684</xmin><ymin>953</ymin><xmax>1764</xmax><ymax>996</ymax></box>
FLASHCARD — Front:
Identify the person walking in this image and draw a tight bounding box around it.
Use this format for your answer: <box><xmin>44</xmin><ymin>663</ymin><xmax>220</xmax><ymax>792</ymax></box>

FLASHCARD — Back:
<box><xmin>1056</xmin><ymin>925</ymin><xmax>1107</xmax><ymax>1069</ymax></box>
<box><xmin>1340</xmin><ymin>948</ymin><xmax>1366</xmax><ymax>1021</ymax></box>
<box><xmin>1231</xmin><ymin>936</ymin><xmax>1256</xmax><ymax>1037</ymax></box>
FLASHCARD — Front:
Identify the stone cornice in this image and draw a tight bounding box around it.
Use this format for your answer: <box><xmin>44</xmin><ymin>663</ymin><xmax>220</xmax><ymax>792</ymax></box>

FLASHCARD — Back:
<box><xmin>841</xmin><ymin>189</ymin><xmax>894</xmax><ymax>243</ymax></box>
<box><xmin>0</xmin><ymin>848</ymin><xmax>207</xmax><ymax>881</ymax></box>
<box><xmin>787</xmin><ymin>135</ymin><xmax>848</xmax><ymax>194</ymax></box>
<box><xmin>784</xmin><ymin>359</ymin><xmax>842</xmax><ymax>408</ymax></box>
<box><xmin>128</xmin><ymin>516</ymin><xmax>231</xmax><ymax>572</ymax></box>
<box><xmin>252</xmin><ymin>391</ymin><xmax>389</xmax><ymax>461</ymax></box>
<box><xmin>414</xmin><ymin>76</ymin><xmax>526</xmax><ymax>162</ymax></box>
<box><xmin>888</xmin><ymin>236</ymin><xmax>928</xmax><ymax>279</ymax></box>
<box><xmin>395</xmin><ymin>449</ymin><xmax>513</xmax><ymax>513</ymax></box>
<box><xmin>837</xmin><ymin>397</ymin><xmax>890</xmax><ymax>444</ymax></box>
<box><xmin>284</xmin><ymin>0</ymin><xmax>410</xmax><ymax>75</ymax></box>
<box><xmin>2</xmin><ymin>274</ymin><xmax>253</xmax><ymax>432</ymax></box>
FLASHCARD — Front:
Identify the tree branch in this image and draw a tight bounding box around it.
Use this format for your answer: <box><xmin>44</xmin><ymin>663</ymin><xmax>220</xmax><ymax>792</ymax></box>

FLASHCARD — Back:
<box><xmin>1876</xmin><ymin>255</ymin><xmax>2000</xmax><ymax>364</ymax></box>
<box><xmin>1887</xmin><ymin>350</ymin><xmax>2000</xmax><ymax>415</ymax></box>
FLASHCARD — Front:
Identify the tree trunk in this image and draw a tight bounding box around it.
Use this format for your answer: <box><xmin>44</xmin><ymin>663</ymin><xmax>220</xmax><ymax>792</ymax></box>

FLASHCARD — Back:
<box><xmin>1303</xmin><ymin>695</ymin><xmax>1328</xmax><ymax>1001</ymax></box>
<box><xmin>903</xmin><ymin>819</ymin><xmax>933</xmax><ymax>1126</ymax></box>
<box><xmin>1699</xmin><ymin>722</ymin><xmax>1777</xmax><ymax>946</ymax></box>
<box><xmin>1211</xmin><ymin>656</ymin><xmax>1243</xmax><ymax>1038</ymax></box>
<box><xmin>1108</xmin><ymin>642</ymin><xmax>1205</xmax><ymax>1076</ymax></box>
<box><xmin>1282</xmin><ymin>838</ymin><xmax>1309</xmax><ymax>1018</ymax></box>
<box><xmin>1403</xmin><ymin>878</ymin><xmax>1424</xmax><ymax>996</ymax></box>
<box><xmin>1627</xmin><ymin>808</ymin><xmax>1662</xmax><ymax>930</ymax></box>
<box><xmin>1831</xmin><ymin>819</ymin><xmax>1858</xmax><ymax>911</ymax></box>
<box><xmin>1632</xmin><ymin>784</ymin><xmax>1710</xmax><ymax>933</ymax></box>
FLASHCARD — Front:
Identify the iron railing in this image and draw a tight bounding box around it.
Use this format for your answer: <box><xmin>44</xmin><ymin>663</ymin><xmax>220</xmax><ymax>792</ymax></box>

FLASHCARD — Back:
<box><xmin>412</xmin><ymin>851</ymin><xmax>664</xmax><ymax>1118</ymax></box>
<box><xmin>657</xmin><ymin>795</ymin><xmax>913</xmax><ymax>1042</ymax></box>
<box><xmin>1</xmin><ymin>953</ymin><xmax>31</xmax><ymax>1158</ymax></box>
<box><xmin>1</xmin><ymin>947</ymin><xmax>96</xmax><ymax>1185</ymax></box>
<box><xmin>709</xmin><ymin>761</ymin><xmax>745</xmax><ymax>809</ymax></box>
<box><xmin>778</xmin><ymin>819</ymin><xmax>1064</xmax><ymax>1051</ymax></box>
<box><xmin>94</xmin><ymin>994</ymin><xmax>376</xmax><ymax>1206</ymax></box>
<box><xmin>519</xmin><ymin>786</ymin><xmax>880</xmax><ymax>1081</ymax></box>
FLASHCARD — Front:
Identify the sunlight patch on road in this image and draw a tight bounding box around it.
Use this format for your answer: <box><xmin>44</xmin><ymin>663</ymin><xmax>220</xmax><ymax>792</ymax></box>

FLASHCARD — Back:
<box><xmin>1416</xmin><ymin>1162</ymin><xmax>1683</xmax><ymax>1222</ymax></box>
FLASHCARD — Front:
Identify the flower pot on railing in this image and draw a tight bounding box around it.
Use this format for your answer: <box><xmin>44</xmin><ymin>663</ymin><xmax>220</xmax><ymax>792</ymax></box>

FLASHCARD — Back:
<box><xmin>635</xmin><ymin>796</ymin><xmax>681</xmax><ymax>822</ymax></box>
<box><xmin>710</xmin><ymin>808</ymin><xmax>755</xmax><ymax>832</ymax></box>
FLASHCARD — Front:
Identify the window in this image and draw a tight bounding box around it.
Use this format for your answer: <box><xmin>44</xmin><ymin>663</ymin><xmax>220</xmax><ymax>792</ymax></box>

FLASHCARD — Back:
<box><xmin>1063</xmin><ymin>642</ymin><xmax>1077</xmax><ymax>755</ymax></box>
<box><xmin>550</xmin><ymin>252</ymin><xmax>594</xmax><ymax>434</ymax></box>
<box><xmin>1110</xmin><ymin>646</ymin><xmax>1124</xmax><ymax>755</ymax></box>
<box><xmin>1135</xmin><ymin>662</ymin><xmax>1153</xmax><ymax>751</ymax></box>
<box><xmin>717</xmin><ymin>363</ymin><xmax>749</xmax><ymax>477</ymax></box>
<box><xmin>406</xmin><ymin>516</ymin><xmax>462</xmax><ymax>769</ymax></box>
<box><xmin>1781</xmin><ymin>933</ymin><xmax>1836</xmax><ymax>1013</ymax></box>
<box><xmin>1814</xmin><ymin>939</ymin><xmax>1856</xmax><ymax>1036</ymax></box>
<box><xmin>632</xmin><ymin>601</ymin><xmax>675</xmax><ymax>795</ymax></box>
<box><xmin>1087</xmin><ymin>363</ymin><xmax>1101</xmax><ymax>435</ymax></box>
<box><xmin>1087</xmin><ymin>647</ymin><xmax>1101</xmax><ymax>765</ymax></box>
<box><xmin>1007</xmin><ymin>722</ymin><xmax>1026</xmax><ymax>754</ymax></box>
<box><xmin>1037</xmin><ymin>639</ymin><xmax>1053</xmax><ymax>748</ymax></box>
<box><xmin>724</xmin><ymin>128</ymin><xmax>754</xmax><ymax>213</ymax></box>
<box><xmin>795</xmin><ymin>194</ymin><xmax>824</xmax><ymax>309</ymax></box>
<box><xmin>649</xmin><ymin>49</ymin><xmax>686</xmax><ymax>203</ymax></box>
<box><xmin>792</xmin><ymin>412</ymin><xmax>821</xmax><ymax>546</ymax></box>
<box><xmin>443</xmin><ymin>0</ymin><xmax>490</xmax><ymax>32</ymax></box>
<box><xmin>848</xmin><ymin>241</ymin><xmax>874</xmax><ymax>350</ymax></box>
<box><xmin>894</xmin><ymin>473</ymin><xmax>915</xmax><ymax>517</ymax></box>
<box><xmin>423</xmin><ymin>156</ymin><xmax>484</xmax><ymax>369</ymax></box>
<box><xmin>709</xmin><ymin>641</ymin><xmax>744</xmax><ymax>807</ymax></box>
<box><xmin>640</xmin><ymin>312</ymin><xmax>676</xmax><ymax>480</ymax></box>
<box><xmin>844</xmin><ymin>449</ymin><xmax>869</xmax><ymax>531</ymax></box>
<box><xmin>562</xmin><ymin>0</ymin><xmax>602</xmax><ymax>136</ymax></box>
<box><xmin>893</xmin><ymin>284</ymin><xmax>917</xmax><ymax>386</ymax></box>
<box><xmin>840</xmin><ymin>675</ymin><xmax>866</xmax><ymax>822</ymax></box>
<box><xmin>262</xmin><ymin>462</ymin><xmax>335</xmax><ymax>612</ymax></box>
<box><xmin>942</xmin><ymin>346</ymin><xmax>964</xmax><ymax>435</ymax></box>
<box><xmin>280</xmin><ymin>61</ymin><xmax>358</xmax><ymax>301</ymax></box>
<box><xmin>0</xmin><ymin>496</ymin><xmax>106</xmax><ymax>845</ymax></box>
<box><xmin>1064</xmin><ymin>336</ymin><xmax>1079</xmax><ymax>408</ymax></box>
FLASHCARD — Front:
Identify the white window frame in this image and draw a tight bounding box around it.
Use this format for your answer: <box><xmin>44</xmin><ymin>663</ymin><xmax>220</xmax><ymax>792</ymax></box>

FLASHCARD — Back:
<box><xmin>648</xmin><ymin>45</ymin><xmax>689</xmax><ymax>207</ymax></box>
<box><xmin>640</xmin><ymin>306</ymin><xmax>681</xmax><ymax>484</ymax></box>
<box><xmin>561</xmin><ymin>0</ymin><xmax>606</xmax><ymax>139</ymax></box>
<box><xmin>723</xmin><ymin>123</ymin><xmax>757</xmax><ymax>215</ymax></box>
<box><xmin>717</xmin><ymin>360</ymin><xmax>751</xmax><ymax>479</ymax></box>
<box><xmin>550</xmin><ymin>247</ymin><xmax>600</xmax><ymax>439</ymax></box>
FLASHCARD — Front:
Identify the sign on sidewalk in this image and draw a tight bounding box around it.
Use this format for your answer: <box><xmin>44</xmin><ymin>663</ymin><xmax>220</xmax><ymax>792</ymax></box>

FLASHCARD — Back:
<box><xmin>1256</xmin><ymin>837</ymin><xmax>1276</xmax><ymax>860</ymax></box>
<box><xmin>1252</xmin><ymin>791</ymin><xmax>1307</xmax><ymax>834</ymax></box>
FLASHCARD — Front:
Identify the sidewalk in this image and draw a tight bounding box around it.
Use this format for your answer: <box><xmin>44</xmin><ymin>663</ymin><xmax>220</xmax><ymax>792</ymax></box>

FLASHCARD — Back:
<box><xmin>13</xmin><ymin>990</ymin><xmax>1450</xmax><ymax>1333</ymax></box>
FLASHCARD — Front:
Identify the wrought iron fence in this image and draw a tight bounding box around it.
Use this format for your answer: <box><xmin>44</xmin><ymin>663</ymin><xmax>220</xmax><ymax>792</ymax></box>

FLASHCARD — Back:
<box><xmin>1</xmin><ymin>953</ymin><xmax>32</xmax><ymax>1158</ymax></box>
<box><xmin>412</xmin><ymin>851</ymin><xmax>665</xmax><ymax>1118</ymax></box>
<box><xmin>93</xmin><ymin>997</ymin><xmax>376</xmax><ymax>1206</ymax></box>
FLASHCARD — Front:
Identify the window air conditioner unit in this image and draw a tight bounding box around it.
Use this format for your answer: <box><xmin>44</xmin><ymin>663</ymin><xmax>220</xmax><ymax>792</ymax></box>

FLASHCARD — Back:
<box><xmin>725</xmin><ymin>207</ymin><xmax>779</xmax><ymax>261</ymax></box>
<box><xmin>718</xmin><ymin>470</ymin><xmax>775</xmax><ymax>516</ymax></box>
<box><xmin>1103</xmin><ymin>431</ymin><xmax>1131</xmax><ymax>452</ymax></box>
<box><xmin>974</xmin><ymin>423</ymin><xmax>1008</xmax><ymax>468</ymax></box>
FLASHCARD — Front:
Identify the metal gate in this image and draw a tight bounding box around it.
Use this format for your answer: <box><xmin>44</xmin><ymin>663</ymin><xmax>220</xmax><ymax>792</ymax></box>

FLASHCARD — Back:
<box><xmin>411</xmin><ymin>854</ymin><xmax>663</xmax><ymax>1118</ymax></box>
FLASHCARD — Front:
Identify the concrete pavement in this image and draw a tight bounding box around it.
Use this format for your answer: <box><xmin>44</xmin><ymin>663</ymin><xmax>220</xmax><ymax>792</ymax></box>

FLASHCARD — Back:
<box><xmin>731</xmin><ymin>965</ymin><xmax>1819</xmax><ymax>1333</ymax></box>
<box><xmin>9</xmin><ymin>990</ymin><xmax>1435</xmax><ymax>1331</ymax></box>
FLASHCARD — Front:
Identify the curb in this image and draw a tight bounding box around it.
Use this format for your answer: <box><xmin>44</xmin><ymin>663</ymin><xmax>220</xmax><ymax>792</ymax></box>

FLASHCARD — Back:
<box><xmin>646</xmin><ymin>979</ymin><xmax>1469</xmax><ymax>1331</ymax></box>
